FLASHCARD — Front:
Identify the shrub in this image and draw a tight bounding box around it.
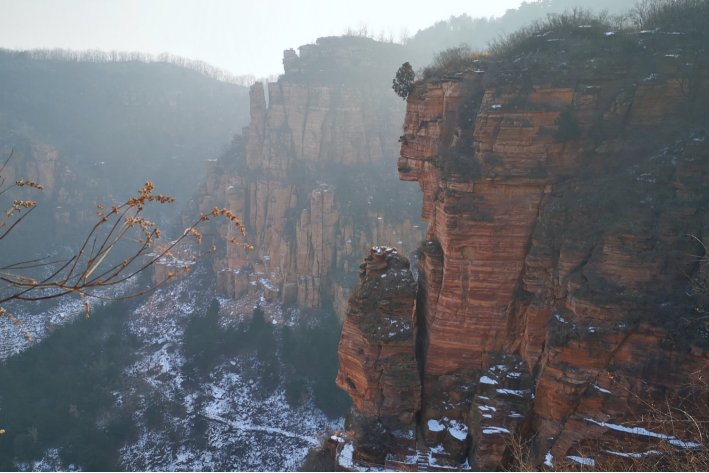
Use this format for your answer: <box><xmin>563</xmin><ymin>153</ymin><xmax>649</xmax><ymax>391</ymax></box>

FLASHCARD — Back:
<box><xmin>507</xmin><ymin>375</ymin><xmax>709</xmax><ymax>471</ymax></box>
<box><xmin>487</xmin><ymin>7</ymin><xmax>613</xmax><ymax>58</ymax></box>
<box><xmin>285</xmin><ymin>377</ymin><xmax>309</xmax><ymax>407</ymax></box>
<box><xmin>422</xmin><ymin>44</ymin><xmax>483</xmax><ymax>79</ymax></box>
<box><xmin>553</xmin><ymin>109</ymin><xmax>581</xmax><ymax>142</ymax></box>
<box><xmin>629</xmin><ymin>0</ymin><xmax>709</xmax><ymax>31</ymax></box>
<box><xmin>432</xmin><ymin>44</ymin><xmax>475</xmax><ymax>72</ymax></box>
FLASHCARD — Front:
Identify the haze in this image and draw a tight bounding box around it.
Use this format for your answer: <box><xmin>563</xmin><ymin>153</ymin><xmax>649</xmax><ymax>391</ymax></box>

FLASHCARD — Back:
<box><xmin>1</xmin><ymin>0</ymin><xmax>527</xmax><ymax>77</ymax></box>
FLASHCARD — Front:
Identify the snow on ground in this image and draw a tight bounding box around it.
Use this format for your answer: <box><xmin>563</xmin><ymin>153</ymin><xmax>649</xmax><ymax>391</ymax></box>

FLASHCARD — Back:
<box><xmin>217</xmin><ymin>293</ymin><xmax>284</xmax><ymax>328</ymax></box>
<box><xmin>4</xmin><ymin>264</ymin><xmax>341</xmax><ymax>471</ymax></box>
<box><xmin>427</xmin><ymin>419</ymin><xmax>445</xmax><ymax>432</ymax></box>
<box><xmin>585</xmin><ymin>417</ymin><xmax>700</xmax><ymax>448</ymax></box>
<box><xmin>117</xmin><ymin>274</ymin><xmax>340</xmax><ymax>471</ymax></box>
<box><xmin>16</xmin><ymin>448</ymin><xmax>81</xmax><ymax>472</ymax></box>
<box><xmin>0</xmin><ymin>279</ymin><xmax>134</xmax><ymax>360</ymax></box>
<box><xmin>567</xmin><ymin>455</ymin><xmax>595</xmax><ymax>466</ymax></box>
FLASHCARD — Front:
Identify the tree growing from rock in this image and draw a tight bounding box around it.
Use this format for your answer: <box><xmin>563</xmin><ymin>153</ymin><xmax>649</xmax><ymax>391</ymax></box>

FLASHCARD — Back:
<box><xmin>392</xmin><ymin>62</ymin><xmax>415</xmax><ymax>100</ymax></box>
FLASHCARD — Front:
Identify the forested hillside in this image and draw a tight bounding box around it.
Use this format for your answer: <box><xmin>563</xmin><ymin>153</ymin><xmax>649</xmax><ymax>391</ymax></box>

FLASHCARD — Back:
<box><xmin>0</xmin><ymin>50</ymin><xmax>250</xmax><ymax>263</ymax></box>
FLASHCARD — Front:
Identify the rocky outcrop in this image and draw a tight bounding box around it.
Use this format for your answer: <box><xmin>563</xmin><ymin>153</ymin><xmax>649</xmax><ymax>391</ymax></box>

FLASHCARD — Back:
<box><xmin>0</xmin><ymin>140</ymin><xmax>97</xmax><ymax>230</ymax></box>
<box><xmin>1</xmin><ymin>143</ymin><xmax>61</xmax><ymax>196</ymax></box>
<box><xmin>338</xmin><ymin>34</ymin><xmax>709</xmax><ymax>470</ymax></box>
<box><xmin>336</xmin><ymin>246</ymin><xmax>420</xmax><ymax>468</ymax></box>
<box><xmin>194</xmin><ymin>37</ymin><xmax>425</xmax><ymax>310</ymax></box>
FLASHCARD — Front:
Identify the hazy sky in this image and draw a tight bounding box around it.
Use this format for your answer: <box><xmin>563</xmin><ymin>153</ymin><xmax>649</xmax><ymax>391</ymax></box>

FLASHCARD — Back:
<box><xmin>1</xmin><ymin>0</ymin><xmax>525</xmax><ymax>77</ymax></box>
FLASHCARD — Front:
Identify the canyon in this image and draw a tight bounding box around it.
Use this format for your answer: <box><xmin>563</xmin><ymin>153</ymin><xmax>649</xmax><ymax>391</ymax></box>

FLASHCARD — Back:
<box><xmin>187</xmin><ymin>36</ymin><xmax>425</xmax><ymax>313</ymax></box>
<box><xmin>336</xmin><ymin>31</ymin><xmax>709</xmax><ymax>470</ymax></box>
<box><xmin>3</xmin><ymin>18</ymin><xmax>709</xmax><ymax>472</ymax></box>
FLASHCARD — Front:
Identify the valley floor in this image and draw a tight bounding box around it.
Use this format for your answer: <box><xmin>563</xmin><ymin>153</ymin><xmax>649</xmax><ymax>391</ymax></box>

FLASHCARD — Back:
<box><xmin>3</xmin><ymin>268</ymin><xmax>343</xmax><ymax>472</ymax></box>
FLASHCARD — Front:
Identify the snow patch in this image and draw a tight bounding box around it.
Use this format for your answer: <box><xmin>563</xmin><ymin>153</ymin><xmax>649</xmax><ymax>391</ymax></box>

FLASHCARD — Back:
<box><xmin>338</xmin><ymin>443</ymin><xmax>354</xmax><ymax>469</ymax></box>
<box><xmin>592</xmin><ymin>384</ymin><xmax>611</xmax><ymax>394</ymax></box>
<box><xmin>428</xmin><ymin>419</ymin><xmax>445</xmax><ymax>432</ymax></box>
<box><xmin>482</xmin><ymin>426</ymin><xmax>510</xmax><ymax>435</ymax></box>
<box><xmin>449</xmin><ymin>420</ymin><xmax>468</xmax><ymax>440</ymax></box>
<box><xmin>567</xmin><ymin>456</ymin><xmax>595</xmax><ymax>466</ymax></box>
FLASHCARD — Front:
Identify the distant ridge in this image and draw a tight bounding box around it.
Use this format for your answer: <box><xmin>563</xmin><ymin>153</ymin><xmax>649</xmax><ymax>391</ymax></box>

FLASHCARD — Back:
<box><xmin>0</xmin><ymin>47</ymin><xmax>262</xmax><ymax>86</ymax></box>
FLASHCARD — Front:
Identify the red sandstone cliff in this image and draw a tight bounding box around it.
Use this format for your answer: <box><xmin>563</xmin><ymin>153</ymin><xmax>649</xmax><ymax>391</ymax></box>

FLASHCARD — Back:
<box><xmin>338</xmin><ymin>32</ymin><xmax>709</xmax><ymax>470</ymax></box>
<box><xmin>336</xmin><ymin>246</ymin><xmax>420</xmax><ymax>468</ymax></box>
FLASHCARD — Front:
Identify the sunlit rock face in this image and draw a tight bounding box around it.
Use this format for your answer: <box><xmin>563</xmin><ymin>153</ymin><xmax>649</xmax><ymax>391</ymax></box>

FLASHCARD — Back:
<box><xmin>339</xmin><ymin>43</ymin><xmax>709</xmax><ymax>469</ymax></box>
<box><xmin>193</xmin><ymin>36</ymin><xmax>425</xmax><ymax>311</ymax></box>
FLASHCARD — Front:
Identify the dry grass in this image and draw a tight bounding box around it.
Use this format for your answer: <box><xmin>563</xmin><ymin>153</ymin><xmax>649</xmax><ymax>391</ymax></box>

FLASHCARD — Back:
<box><xmin>488</xmin><ymin>0</ymin><xmax>709</xmax><ymax>59</ymax></box>
<box><xmin>507</xmin><ymin>373</ymin><xmax>709</xmax><ymax>471</ymax></box>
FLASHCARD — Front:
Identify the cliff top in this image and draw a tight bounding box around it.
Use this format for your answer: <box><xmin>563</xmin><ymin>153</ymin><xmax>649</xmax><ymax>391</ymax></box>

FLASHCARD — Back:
<box><xmin>282</xmin><ymin>36</ymin><xmax>406</xmax><ymax>87</ymax></box>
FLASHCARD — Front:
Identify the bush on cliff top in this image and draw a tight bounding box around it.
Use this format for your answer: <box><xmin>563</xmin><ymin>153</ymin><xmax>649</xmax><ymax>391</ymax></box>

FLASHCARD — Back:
<box><xmin>422</xmin><ymin>44</ymin><xmax>485</xmax><ymax>79</ymax></box>
<box><xmin>416</xmin><ymin>0</ymin><xmax>709</xmax><ymax>82</ymax></box>
<box><xmin>487</xmin><ymin>6</ymin><xmax>614</xmax><ymax>58</ymax></box>
<box><xmin>488</xmin><ymin>0</ymin><xmax>709</xmax><ymax>58</ymax></box>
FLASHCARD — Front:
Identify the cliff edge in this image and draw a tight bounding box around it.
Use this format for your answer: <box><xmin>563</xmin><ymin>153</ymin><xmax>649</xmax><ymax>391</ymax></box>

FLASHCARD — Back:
<box><xmin>339</xmin><ymin>25</ymin><xmax>709</xmax><ymax>470</ymax></box>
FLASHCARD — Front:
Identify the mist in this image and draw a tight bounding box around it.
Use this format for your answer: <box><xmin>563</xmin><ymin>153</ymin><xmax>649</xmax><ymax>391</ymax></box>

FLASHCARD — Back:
<box><xmin>2</xmin><ymin>0</ymin><xmax>707</xmax><ymax>471</ymax></box>
<box><xmin>1</xmin><ymin>0</ymin><xmax>636</xmax><ymax>77</ymax></box>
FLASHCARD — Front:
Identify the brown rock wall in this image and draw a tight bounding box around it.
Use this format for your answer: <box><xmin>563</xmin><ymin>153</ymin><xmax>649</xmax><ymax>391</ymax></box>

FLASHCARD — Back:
<box><xmin>336</xmin><ymin>247</ymin><xmax>420</xmax><ymax>464</ymax></box>
<box><xmin>389</xmin><ymin>62</ymin><xmax>709</xmax><ymax>470</ymax></box>
<box><xmin>201</xmin><ymin>43</ymin><xmax>424</xmax><ymax>312</ymax></box>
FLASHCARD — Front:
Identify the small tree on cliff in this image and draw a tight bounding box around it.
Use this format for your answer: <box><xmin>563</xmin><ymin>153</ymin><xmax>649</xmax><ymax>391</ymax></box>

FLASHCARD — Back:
<box><xmin>392</xmin><ymin>62</ymin><xmax>415</xmax><ymax>100</ymax></box>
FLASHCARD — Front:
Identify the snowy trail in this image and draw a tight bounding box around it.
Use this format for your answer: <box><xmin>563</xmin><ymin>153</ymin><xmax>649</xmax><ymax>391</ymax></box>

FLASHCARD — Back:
<box><xmin>201</xmin><ymin>414</ymin><xmax>320</xmax><ymax>445</ymax></box>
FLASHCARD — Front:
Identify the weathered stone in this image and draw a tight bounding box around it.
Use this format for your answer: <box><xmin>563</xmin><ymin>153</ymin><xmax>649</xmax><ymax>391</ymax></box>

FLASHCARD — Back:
<box><xmin>194</xmin><ymin>39</ymin><xmax>425</xmax><ymax>311</ymax></box>
<box><xmin>336</xmin><ymin>246</ymin><xmax>420</xmax><ymax>464</ymax></box>
<box><xmin>386</xmin><ymin>58</ymin><xmax>709</xmax><ymax>470</ymax></box>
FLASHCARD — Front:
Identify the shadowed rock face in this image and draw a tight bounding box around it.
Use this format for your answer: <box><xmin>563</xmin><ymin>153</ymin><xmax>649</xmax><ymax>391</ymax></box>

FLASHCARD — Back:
<box><xmin>336</xmin><ymin>246</ymin><xmax>420</xmax><ymax>465</ymax></box>
<box><xmin>339</xmin><ymin>42</ymin><xmax>709</xmax><ymax>470</ymax></box>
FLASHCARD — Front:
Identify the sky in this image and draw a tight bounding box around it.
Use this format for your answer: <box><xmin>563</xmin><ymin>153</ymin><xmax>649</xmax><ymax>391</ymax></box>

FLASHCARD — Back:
<box><xmin>0</xmin><ymin>0</ymin><xmax>525</xmax><ymax>78</ymax></box>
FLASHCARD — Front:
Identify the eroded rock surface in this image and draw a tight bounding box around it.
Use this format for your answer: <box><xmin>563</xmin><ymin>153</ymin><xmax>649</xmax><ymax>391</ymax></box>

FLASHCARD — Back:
<box><xmin>336</xmin><ymin>246</ymin><xmax>420</xmax><ymax>468</ymax></box>
<box><xmin>190</xmin><ymin>37</ymin><xmax>425</xmax><ymax>311</ymax></box>
<box><xmin>340</xmin><ymin>33</ymin><xmax>709</xmax><ymax>470</ymax></box>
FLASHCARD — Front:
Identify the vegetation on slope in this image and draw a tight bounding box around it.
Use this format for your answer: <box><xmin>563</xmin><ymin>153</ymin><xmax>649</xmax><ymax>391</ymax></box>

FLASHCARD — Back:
<box><xmin>0</xmin><ymin>50</ymin><xmax>249</xmax><ymax>201</ymax></box>
<box><xmin>182</xmin><ymin>300</ymin><xmax>351</xmax><ymax>419</ymax></box>
<box><xmin>419</xmin><ymin>0</ymin><xmax>708</xmax><ymax>94</ymax></box>
<box><xmin>0</xmin><ymin>302</ymin><xmax>139</xmax><ymax>471</ymax></box>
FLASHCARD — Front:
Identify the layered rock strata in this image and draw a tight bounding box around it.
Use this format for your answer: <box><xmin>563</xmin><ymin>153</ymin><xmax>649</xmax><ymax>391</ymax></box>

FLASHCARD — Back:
<box><xmin>190</xmin><ymin>37</ymin><xmax>425</xmax><ymax>310</ymax></box>
<box><xmin>339</xmin><ymin>34</ymin><xmax>709</xmax><ymax>470</ymax></box>
<box><xmin>336</xmin><ymin>246</ymin><xmax>420</xmax><ymax>468</ymax></box>
<box><xmin>398</xmin><ymin>62</ymin><xmax>709</xmax><ymax>469</ymax></box>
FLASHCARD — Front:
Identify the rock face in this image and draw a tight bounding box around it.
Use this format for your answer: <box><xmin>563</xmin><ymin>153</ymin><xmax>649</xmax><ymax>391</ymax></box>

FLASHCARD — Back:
<box><xmin>0</xmin><ymin>139</ymin><xmax>99</xmax><ymax>232</ymax></box>
<box><xmin>336</xmin><ymin>246</ymin><xmax>420</xmax><ymax>467</ymax></box>
<box><xmin>1</xmin><ymin>143</ymin><xmax>60</xmax><ymax>197</ymax></box>
<box><xmin>193</xmin><ymin>37</ymin><xmax>425</xmax><ymax>310</ymax></box>
<box><xmin>339</xmin><ymin>34</ymin><xmax>709</xmax><ymax>470</ymax></box>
